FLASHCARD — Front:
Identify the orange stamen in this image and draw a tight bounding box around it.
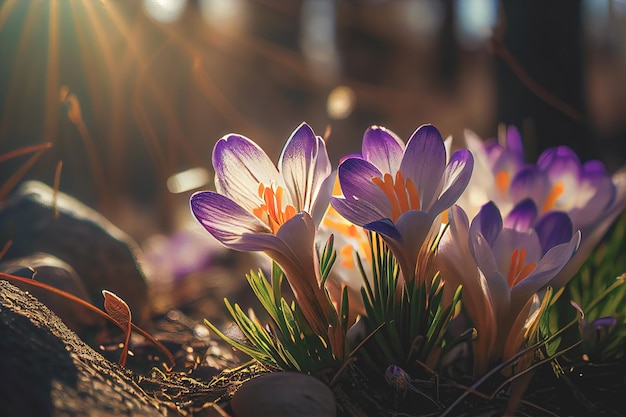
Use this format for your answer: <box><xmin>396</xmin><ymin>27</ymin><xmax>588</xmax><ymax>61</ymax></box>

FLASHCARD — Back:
<box><xmin>542</xmin><ymin>182</ymin><xmax>564</xmax><ymax>213</ymax></box>
<box><xmin>441</xmin><ymin>210</ymin><xmax>449</xmax><ymax>224</ymax></box>
<box><xmin>252</xmin><ymin>183</ymin><xmax>297</xmax><ymax>234</ymax></box>
<box><xmin>406</xmin><ymin>178</ymin><xmax>420</xmax><ymax>210</ymax></box>
<box><xmin>394</xmin><ymin>171</ymin><xmax>410</xmax><ymax>213</ymax></box>
<box><xmin>495</xmin><ymin>171</ymin><xmax>510</xmax><ymax>193</ymax></box>
<box><xmin>507</xmin><ymin>248</ymin><xmax>537</xmax><ymax>287</ymax></box>
<box><xmin>372</xmin><ymin>171</ymin><xmax>421</xmax><ymax>222</ymax></box>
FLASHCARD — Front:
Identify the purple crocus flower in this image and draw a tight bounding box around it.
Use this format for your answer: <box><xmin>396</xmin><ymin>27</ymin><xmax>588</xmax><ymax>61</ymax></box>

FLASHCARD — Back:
<box><xmin>461</xmin><ymin>128</ymin><xmax>626</xmax><ymax>289</ymax></box>
<box><xmin>511</xmin><ymin>147</ymin><xmax>626</xmax><ymax>287</ymax></box>
<box><xmin>331</xmin><ymin>124</ymin><xmax>474</xmax><ymax>283</ymax></box>
<box><xmin>460</xmin><ymin>126</ymin><xmax>525</xmax><ymax>216</ymax></box>
<box><xmin>437</xmin><ymin>201</ymin><xmax>580</xmax><ymax>376</ymax></box>
<box><xmin>190</xmin><ymin>123</ymin><xmax>339</xmax><ymax>345</ymax></box>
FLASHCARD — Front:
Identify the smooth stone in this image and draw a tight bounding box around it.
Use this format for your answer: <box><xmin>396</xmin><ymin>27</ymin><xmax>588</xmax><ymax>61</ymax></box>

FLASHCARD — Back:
<box><xmin>230</xmin><ymin>371</ymin><xmax>337</xmax><ymax>417</ymax></box>
<box><xmin>0</xmin><ymin>252</ymin><xmax>101</xmax><ymax>332</ymax></box>
<box><xmin>0</xmin><ymin>180</ymin><xmax>149</xmax><ymax>324</ymax></box>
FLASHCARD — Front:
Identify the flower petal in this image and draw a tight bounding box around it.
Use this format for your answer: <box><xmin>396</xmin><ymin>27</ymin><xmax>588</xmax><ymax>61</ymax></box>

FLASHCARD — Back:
<box><xmin>362</xmin><ymin>125</ymin><xmax>405</xmax><ymax>174</ymax></box>
<box><xmin>568</xmin><ymin>176</ymin><xmax>614</xmax><ymax>228</ymax></box>
<box><xmin>470</xmin><ymin>202</ymin><xmax>503</xmax><ymax>249</ymax></box>
<box><xmin>509</xmin><ymin>167</ymin><xmax>551</xmax><ymax>206</ymax></box>
<box><xmin>504</xmin><ymin>199</ymin><xmax>538</xmax><ymax>232</ymax></box>
<box><xmin>331</xmin><ymin>195</ymin><xmax>389</xmax><ymax>228</ymax></box>
<box><xmin>504</xmin><ymin>125</ymin><xmax>524</xmax><ymax>160</ymax></box>
<box><xmin>190</xmin><ymin>191</ymin><xmax>271</xmax><ymax>250</ymax></box>
<box><xmin>471</xmin><ymin>232</ymin><xmax>511</xmax><ymax>319</ymax></box>
<box><xmin>335</xmin><ymin>157</ymin><xmax>393</xmax><ymax>221</ymax></box>
<box><xmin>279</xmin><ymin>123</ymin><xmax>331</xmax><ymax>213</ymax></box>
<box><xmin>511</xmin><ymin>232</ymin><xmax>580</xmax><ymax>311</ymax></box>
<box><xmin>534</xmin><ymin>211</ymin><xmax>573</xmax><ymax>255</ymax></box>
<box><xmin>213</xmin><ymin>134</ymin><xmax>281</xmax><ymax>212</ymax></box>
<box><xmin>364</xmin><ymin>218</ymin><xmax>402</xmax><ymax>242</ymax></box>
<box><xmin>400</xmin><ymin>125</ymin><xmax>446</xmax><ymax>209</ymax></box>
<box><xmin>380</xmin><ymin>210</ymin><xmax>437</xmax><ymax>282</ymax></box>
<box><xmin>310</xmin><ymin>170</ymin><xmax>336</xmax><ymax>227</ymax></box>
<box><xmin>537</xmin><ymin>146</ymin><xmax>581</xmax><ymax>179</ymax></box>
<box><xmin>491</xmin><ymin>228</ymin><xmax>542</xmax><ymax>272</ymax></box>
<box><xmin>430</xmin><ymin>149</ymin><xmax>474</xmax><ymax>215</ymax></box>
<box><xmin>272</xmin><ymin>213</ymin><xmax>335</xmax><ymax>336</ymax></box>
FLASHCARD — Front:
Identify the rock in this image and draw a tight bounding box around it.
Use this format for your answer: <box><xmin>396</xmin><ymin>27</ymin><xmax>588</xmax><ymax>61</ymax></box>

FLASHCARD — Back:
<box><xmin>0</xmin><ymin>252</ymin><xmax>101</xmax><ymax>331</ymax></box>
<box><xmin>0</xmin><ymin>280</ymin><xmax>165</xmax><ymax>416</ymax></box>
<box><xmin>230</xmin><ymin>371</ymin><xmax>337</xmax><ymax>417</ymax></box>
<box><xmin>0</xmin><ymin>181</ymin><xmax>149</xmax><ymax>324</ymax></box>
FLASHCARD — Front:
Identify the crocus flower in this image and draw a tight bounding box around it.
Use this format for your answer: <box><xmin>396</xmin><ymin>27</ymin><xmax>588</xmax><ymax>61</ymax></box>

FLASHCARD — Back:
<box><xmin>190</xmin><ymin>123</ymin><xmax>340</xmax><ymax>351</ymax></box>
<box><xmin>331</xmin><ymin>124</ymin><xmax>474</xmax><ymax>284</ymax></box>
<box><xmin>437</xmin><ymin>201</ymin><xmax>580</xmax><ymax>376</ymax></box>
<box><xmin>512</xmin><ymin>147</ymin><xmax>626</xmax><ymax>287</ymax></box>
<box><xmin>461</xmin><ymin>128</ymin><xmax>626</xmax><ymax>288</ymax></box>
<box><xmin>459</xmin><ymin>126</ymin><xmax>525</xmax><ymax>217</ymax></box>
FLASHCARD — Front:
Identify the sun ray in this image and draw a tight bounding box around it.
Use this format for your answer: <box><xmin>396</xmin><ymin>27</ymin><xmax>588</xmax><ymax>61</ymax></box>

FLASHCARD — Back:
<box><xmin>0</xmin><ymin>0</ymin><xmax>18</xmax><ymax>31</ymax></box>
<box><xmin>68</xmin><ymin>0</ymin><xmax>106</xmax><ymax>127</ymax></box>
<box><xmin>0</xmin><ymin>2</ymin><xmax>38</xmax><ymax>141</ymax></box>
<box><xmin>103</xmin><ymin>3</ymin><xmax>205</xmax><ymax>172</ymax></box>
<box><xmin>43</xmin><ymin>0</ymin><xmax>61</xmax><ymax>138</ymax></box>
<box><xmin>78</xmin><ymin>0</ymin><xmax>130</xmax><ymax>191</ymax></box>
<box><xmin>192</xmin><ymin>56</ymin><xmax>253</xmax><ymax>131</ymax></box>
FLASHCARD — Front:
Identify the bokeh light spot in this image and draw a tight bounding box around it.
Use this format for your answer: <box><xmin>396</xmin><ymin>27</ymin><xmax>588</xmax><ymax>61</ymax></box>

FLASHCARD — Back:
<box><xmin>167</xmin><ymin>167</ymin><xmax>210</xmax><ymax>194</ymax></box>
<box><xmin>143</xmin><ymin>0</ymin><xmax>187</xmax><ymax>24</ymax></box>
<box><xmin>199</xmin><ymin>0</ymin><xmax>247</xmax><ymax>32</ymax></box>
<box><xmin>327</xmin><ymin>86</ymin><xmax>356</xmax><ymax>120</ymax></box>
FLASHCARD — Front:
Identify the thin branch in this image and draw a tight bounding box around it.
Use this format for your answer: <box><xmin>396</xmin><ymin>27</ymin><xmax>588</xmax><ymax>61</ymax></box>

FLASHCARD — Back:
<box><xmin>489</xmin><ymin>37</ymin><xmax>587</xmax><ymax>126</ymax></box>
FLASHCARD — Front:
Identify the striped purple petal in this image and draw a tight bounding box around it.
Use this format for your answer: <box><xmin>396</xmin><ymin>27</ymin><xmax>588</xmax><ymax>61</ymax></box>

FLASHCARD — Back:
<box><xmin>335</xmin><ymin>157</ymin><xmax>392</xmax><ymax>220</ymax></box>
<box><xmin>362</xmin><ymin>125</ymin><xmax>405</xmax><ymax>174</ymax></box>
<box><xmin>279</xmin><ymin>123</ymin><xmax>331</xmax><ymax>213</ymax></box>
<box><xmin>400</xmin><ymin>125</ymin><xmax>446</xmax><ymax>209</ymax></box>
<box><xmin>330</xmin><ymin>195</ymin><xmax>389</xmax><ymax>228</ymax></box>
<box><xmin>190</xmin><ymin>191</ymin><xmax>271</xmax><ymax>250</ymax></box>
<box><xmin>430</xmin><ymin>149</ymin><xmax>474</xmax><ymax>214</ymax></box>
<box><xmin>213</xmin><ymin>134</ymin><xmax>280</xmax><ymax>212</ymax></box>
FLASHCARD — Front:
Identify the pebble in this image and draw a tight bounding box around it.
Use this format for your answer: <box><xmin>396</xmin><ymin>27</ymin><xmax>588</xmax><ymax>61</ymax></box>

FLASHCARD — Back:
<box><xmin>230</xmin><ymin>371</ymin><xmax>337</xmax><ymax>417</ymax></box>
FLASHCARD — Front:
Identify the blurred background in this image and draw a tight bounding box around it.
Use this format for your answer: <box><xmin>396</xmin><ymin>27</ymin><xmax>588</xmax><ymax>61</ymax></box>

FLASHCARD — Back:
<box><xmin>1</xmin><ymin>0</ymin><xmax>625</xmax><ymax>241</ymax></box>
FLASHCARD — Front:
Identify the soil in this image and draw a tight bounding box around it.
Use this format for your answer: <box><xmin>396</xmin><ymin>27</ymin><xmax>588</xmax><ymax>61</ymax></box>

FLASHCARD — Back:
<box><xmin>2</xmin><ymin>279</ymin><xmax>624</xmax><ymax>417</ymax></box>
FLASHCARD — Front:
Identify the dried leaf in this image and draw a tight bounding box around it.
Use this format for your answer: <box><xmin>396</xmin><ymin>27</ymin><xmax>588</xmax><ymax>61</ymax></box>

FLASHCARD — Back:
<box><xmin>102</xmin><ymin>290</ymin><xmax>132</xmax><ymax>367</ymax></box>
